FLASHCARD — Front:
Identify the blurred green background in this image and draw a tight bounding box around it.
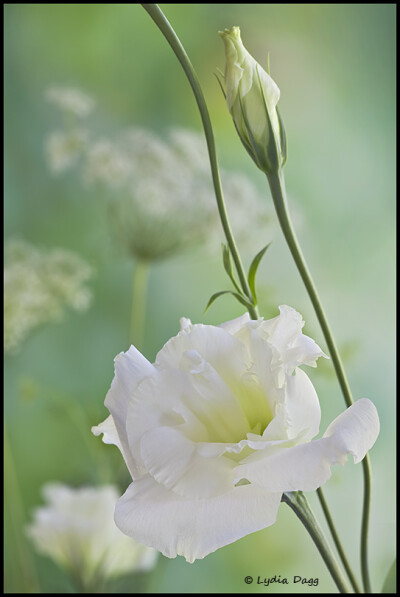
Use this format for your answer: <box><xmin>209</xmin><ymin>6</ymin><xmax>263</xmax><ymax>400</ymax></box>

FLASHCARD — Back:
<box><xmin>4</xmin><ymin>3</ymin><xmax>395</xmax><ymax>593</ymax></box>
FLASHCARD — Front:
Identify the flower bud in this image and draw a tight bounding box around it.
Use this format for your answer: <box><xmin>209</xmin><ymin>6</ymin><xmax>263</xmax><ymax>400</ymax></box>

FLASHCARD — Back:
<box><xmin>219</xmin><ymin>26</ymin><xmax>286</xmax><ymax>174</ymax></box>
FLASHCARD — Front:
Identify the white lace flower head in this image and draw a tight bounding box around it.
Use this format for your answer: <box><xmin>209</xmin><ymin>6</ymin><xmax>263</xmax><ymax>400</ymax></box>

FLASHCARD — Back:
<box><xmin>45</xmin><ymin>87</ymin><xmax>95</xmax><ymax>118</ymax></box>
<box><xmin>4</xmin><ymin>240</ymin><xmax>93</xmax><ymax>353</ymax></box>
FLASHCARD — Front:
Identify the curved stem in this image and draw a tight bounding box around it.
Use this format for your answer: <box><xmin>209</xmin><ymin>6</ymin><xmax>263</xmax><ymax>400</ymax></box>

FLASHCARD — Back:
<box><xmin>317</xmin><ymin>488</ymin><xmax>361</xmax><ymax>593</ymax></box>
<box><xmin>140</xmin><ymin>5</ymin><xmax>361</xmax><ymax>592</ymax></box>
<box><xmin>267</xmin><ymin>168</ymin><xmax>372</xmax><ymax>593</ymax></box>
<box><xmin>141</xmin><ymin>3</ymin><xmax>258</xmax><ymax>319</ymax></box>
<box><xmin>360</xmin><ymin>456</ymin><xmax>372</xmax><ymax>594</ymax></box>
<box><xmin>282</xmin><ymin>492</ymin><xmax>351</xmax><ymax>593</ymax></box>
<box><xmin>130</xmin><ymin>259</ymin><xmax>149</xmax><ymax>350</ymax></box>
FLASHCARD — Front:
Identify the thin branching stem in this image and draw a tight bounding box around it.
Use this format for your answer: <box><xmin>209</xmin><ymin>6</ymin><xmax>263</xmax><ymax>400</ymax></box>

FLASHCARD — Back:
<box><xmin>282</xmin><ymin>492</ymin><xmax>351</xmax><ymax>593</ymax></box>
<box><xmin>267</xmin><ymin>168</ymin><xmax>372</xmax><ymax>593</ymax></box>
<box><xmin>141</xmin><ymin>3</ymin><xmax>258</xmax><ymax>319</ymax></box>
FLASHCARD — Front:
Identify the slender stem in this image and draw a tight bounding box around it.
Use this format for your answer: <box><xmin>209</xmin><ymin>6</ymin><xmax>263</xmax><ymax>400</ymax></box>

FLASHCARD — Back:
<box><xmin>130</xmin><ymin>259</ymin><xmax>149</xmax><ymax>350</ymax></box>
<box><xmin>317</xmin><ymin>488</ymin><xmax>361</xmax><ymax>593</ymax></box>
<box><xmin>360</xmin><ymin>456</ymin><xmax>372</xmax><ymax>594</ymax></box>
<box><xmin>141</xmin><ymin>3</ymin><xmax>258</xmax><ymax>319</ymax></box>
<box><xmin>267</xmin><ymin>168</ymin><xmax>372</xmax><ymax>593</ymax></box>
<box><xmin>282</xmin><ymin>492</ymin><xmax>351</xmax><ymax>593</ymax></box>
<box><xmin>140</xmin><ymin>5</ymin><xmax>356</xmax><ymax>593</ymax></box>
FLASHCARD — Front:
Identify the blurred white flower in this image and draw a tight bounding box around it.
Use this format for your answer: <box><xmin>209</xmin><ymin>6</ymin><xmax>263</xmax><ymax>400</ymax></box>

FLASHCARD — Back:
<box><xmin>45</xmin><ymin>87</ymin><xmax>95</xmax><ymax>118</ymax></box>
<box><xmin>43</xmin><ymin>86</ymin><xmax>275</xmax><ymax>260</ymax></box>
<box><xmin>83</xmin><ymin>127</ymin><xmax>272</xmax><ymax>260</ymax></box>
<box><xmin>45</xmin><ymin>129</ymin><xmax>88</xmax><ymax>174</ymax></box>
<box><xmin>26</xmin><ymin>484</ymin><xmax>158</xmax><ymax>589</ymax></box>
<box><xmin>4</xmin><ymin>240</ymin><xmax>93</xmax><ymax>353</ymax></box>
<box><xmin>93</xmin><ymin>306</ymin><xmax>379</xmax><ymax>563</ymax></box>
<box><xmin>83</xmin><ymin>138</ymin><xmax>133</xmax><ymax>189</ymax></box>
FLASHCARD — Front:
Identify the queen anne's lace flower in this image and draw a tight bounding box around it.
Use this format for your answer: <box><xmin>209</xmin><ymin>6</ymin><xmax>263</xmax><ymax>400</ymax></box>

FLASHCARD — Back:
<box><xmin>26</xmin><ymin>484</ymin><xmax>157</xmax><ymax>588</ymax></box>
<box><xmin>93</xmin><ymin>306</ymin><xmax>379</xmax><ymax>562</ymax></box>
<box><xmin>4</xmin><ymin>240</ymin><xmax>93</xmax><ymax>353</ymax></box>
<box><xmin>45</xmin><ymin>87</ymin><xmax>95</xmax><ymax>118</ymax></box>
<box><xmin>44</xmin><ymin>86</ymin><xmax>274</xmax><ymax>260</ymax></box>
<box><xmin>45</xmin><ymin>129</ymin><xmax>88</xmax><ymax>174</ymax></box>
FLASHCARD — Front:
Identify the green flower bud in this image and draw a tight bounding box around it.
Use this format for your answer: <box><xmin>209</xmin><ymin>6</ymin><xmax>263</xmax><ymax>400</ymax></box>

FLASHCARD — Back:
<box><xmin>218</xmin><ymin>26</ymin><xmax>286</xmax><ymax>174</ymax></box>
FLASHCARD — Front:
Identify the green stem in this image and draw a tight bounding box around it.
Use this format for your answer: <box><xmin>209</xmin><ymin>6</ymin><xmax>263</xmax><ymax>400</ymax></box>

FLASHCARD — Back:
<box><xmin>141</xmin><ymin>3</ymin><xmax>258</xmax><ymax>320</ymax></box>
<box><xmin>317</xmin><ymin>488</ymin><xmax>361</xmax><ymax>593</ymax></box>
<box><xmin>141</xmin><ymin>5</ymin><xmax>355</xmax><ymax>593</ymax></box>
<box><xmin>130</xmin><ymin>259</ymin><xmax>149</xmax><ymax>350</ymax></box>
<box><xmin>282</xmin><ymin>492</ymin><xmax>351</xmax><ymax>593</ymax></box>
<box><xmin>266</xmin><ymin>168</ymin><xmax>372</xmax><ymax>593</ymax></box>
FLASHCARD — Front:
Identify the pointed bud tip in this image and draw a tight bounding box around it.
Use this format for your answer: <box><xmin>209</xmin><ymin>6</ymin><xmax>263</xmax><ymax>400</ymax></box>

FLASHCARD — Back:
<box><xmin>218</xmin><ymin>26</ymin><xmax>241</xmax><ymax>40</ymax></box>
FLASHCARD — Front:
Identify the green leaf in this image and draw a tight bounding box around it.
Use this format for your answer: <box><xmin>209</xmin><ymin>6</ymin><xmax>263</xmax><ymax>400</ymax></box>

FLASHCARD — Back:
<box><xmin>204</xmin><ymin>290</ymin><xmax>253</xmax><ymax>313</ymax></box>
<box><xmin>382</xmin><ymin>559</ymin><xmax>396</xmax><ymax>593</ymax></box>
<box><xmin>266</xmin><ymin>51</ymin><xmax>271</xmax><ymax>75</ymax></box>
<box><xmin>214</xmin><ymin>71</ymin><xmax>226</xmax><ymax>99</ymax></box>
<box><xmin>248</xmin><ymin>242</ymin><xmax>272</xmax><ymax>305</ymax></box>
<box><xmin>276</xmin><ymin>105</ymin><xmax>287</xmax><ymax>166</ymax></box>
<box><xmin>221</xmin><ymin>244</ymin><xmax>241</xmax><ymax>293</ymax></box>
<box><xmin>238</xmin><ymin>91</ymin><xmax>266</xmax><ymax>170</ymax></box>
<box><xmin>255</xmin><ymin>64</ymin><xmax>280</xmax><ymax>172</ymax></box>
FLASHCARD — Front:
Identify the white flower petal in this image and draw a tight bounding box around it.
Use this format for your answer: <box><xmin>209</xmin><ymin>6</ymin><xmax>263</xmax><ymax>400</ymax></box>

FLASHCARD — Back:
<box><xmin>140</xmin><ymin>426</ymin><xmax>235</xmax><ymax>499</ymax></box>
<box><xmin>218</xmin><ymin>312</ymin><xmax>250</xmax><ymax>335</ymax></box>
<box><xmin>234</xmin><ymin>399</ymin><xmax>379</xmax><ymax>491</ymax></box>
<box><xmin>284</xmin><ymin>368</ymin><xmax>321</xmax><ymax>441</ymax></box>
<box><xmin>156</xmin><ymin>322</ymin><xmax>248</xmax><ymax>382</ymax></box>
<box><xmin>127</xmin><ymin>366</ymin><xmax>251</xmax><ymax>498</ymax></box>
<box><xmin>322</xmin><ymin>398</ymin><xmax>380</xmax><ymax>464</ymax></box>
<box><xmin>265</xmin><ymin>305</ymin><xmax>327</xmax><ymax>372</ymax></box>
<box><xmin>155</xmin><ymin>325</ymin><xmax>274</xmax><ymax>434</ymax></box>
<box><xmin>91</xmin><ymin>416</ymin><xmax>147</xmax><ymax>487</ymax></box>
<box><xmin>91</xmin><ymin>415</ymin><xmax>121</xmax><ymax>448</ymax></box>
<box><xmin>114</xmin><ymin>475</ymin><xmax>282</xmax><ymax>563</ymax></box>
<box><xmin>127</xmin><ymin>368</ymin><xmax>249</xmax><ymax>452</ymax></box>
<box><xmin>104</xmin><ymin>346</ymin><xmax>155</xmax><ymax>477</ymax></box>
<box><xmin>179</xmin><ymin>317</ymin><xmax>192</xmax><ymax>332</ymax></box>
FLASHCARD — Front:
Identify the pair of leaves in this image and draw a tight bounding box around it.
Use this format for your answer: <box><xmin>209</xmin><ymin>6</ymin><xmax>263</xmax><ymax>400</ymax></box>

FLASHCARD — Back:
<box><xmin>205</xmin><ymin>242</ymin><xmax>271</xmax><ymax>313</ymax></box>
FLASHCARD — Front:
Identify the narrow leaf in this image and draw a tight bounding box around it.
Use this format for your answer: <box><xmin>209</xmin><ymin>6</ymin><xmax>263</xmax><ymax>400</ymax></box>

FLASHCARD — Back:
<box><xmin>238</xmin><ymin>92</ymin><xmax>265</xmax><ymax>170</ymax></box>
<box><xmin>204</xmin><ymin>290</ymin><xmax>233</xmax><ymax>313</ymax></box>
<box><xmin>221</xmin><ymin>244</ymin><xmax>241</xmax><ymax>293</ymax></box>
<box><xmin>276</xmin><ymin>105</ymin><xmax>287</xmax><ymax>166</ymax></box>
<box><xmin>382</xmin><ymin>559</ymin><xmax>396</xmax><ymax>593</ymax></box>
<box><xmin>248</xmin><ymin>242</ymin><xmax>272</xmax><ymax>304</ymax></box>
<box><xmin>214</xmin><ymin>71</ymin><xmax>226</xmax><ymax>99</ymax></box>
<box><xmin>204</xmin><ymin>290</ymin><xmax>253</xmax><ymax>313</ymax></box>
<box><xmin>256</xmin><ymin>64</ymin><xmax>280</xmax><ymax>171</ymax></box>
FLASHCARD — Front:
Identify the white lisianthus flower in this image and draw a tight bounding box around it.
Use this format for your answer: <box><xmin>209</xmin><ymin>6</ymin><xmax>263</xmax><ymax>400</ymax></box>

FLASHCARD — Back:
<box><xmin>219</xmin><ymin>26</ymin><xmax>286</xmax><ymax>173</ymax></box>
<box><xmin>92</xmin><ymin>306</ymin><xmax>379</xmax><ymax>563</ymax></box>
<box><xmin>26</xmin><ymin>484</ymin><xmax>158</xmax><ymax>589</ymax></box>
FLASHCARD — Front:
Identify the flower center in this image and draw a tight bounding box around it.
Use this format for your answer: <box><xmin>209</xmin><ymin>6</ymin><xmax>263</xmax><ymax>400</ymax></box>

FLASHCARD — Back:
<box><xmin>179</xmin><ymin>351</ymin><xmax>274</xmax><ymax>447</ymax></box>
